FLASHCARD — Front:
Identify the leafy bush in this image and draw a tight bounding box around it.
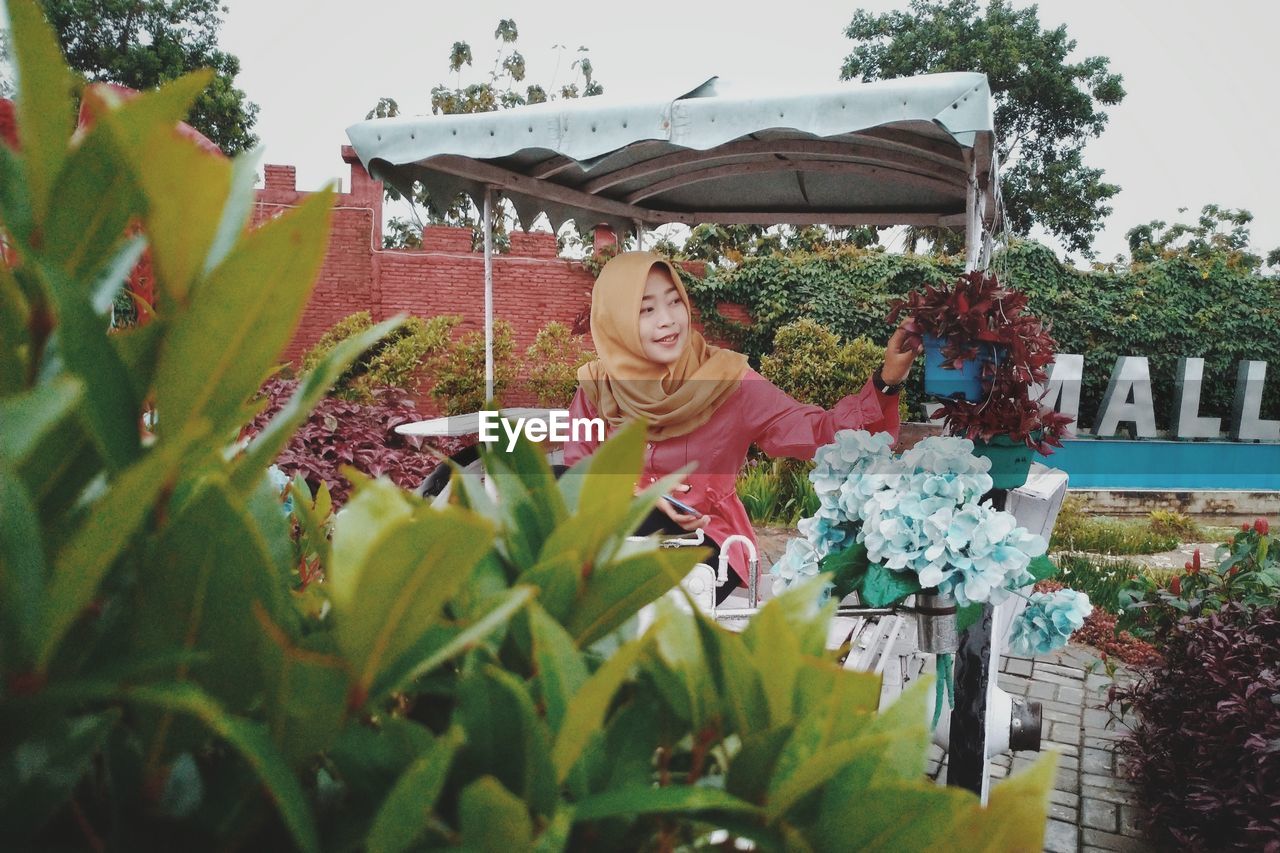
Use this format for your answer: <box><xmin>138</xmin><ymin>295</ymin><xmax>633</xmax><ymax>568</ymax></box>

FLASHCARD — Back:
<box><xmin>1117</xmin><ymin>518</ymin><xmax>1278</xmax><ymax>639</ymax></box>
<box><xmin>429</xmin><ymin>318</ymin><xmax>518</xmax><ymax>414</ymax></box>
<box><xmin>242</xmin><ymin>378</ymin><xmax>472</xmax><ymax>506</ymax></box>
<box><xmin>736</xmin><ymin>457</ymin><xmax>819</xmax><ymax>525</ymax></box>
<box><xmin>523</xmin><ymin>321</ymin><xmax>594</xmax><ymax>407</ymax></box>
<box><xmin>300</xmin><ymin>311</ymin><xmax>459</xmax><ymax>402</ymax></box>
<box><xmin>0</xmin><ymin>8</ymin><xmax>1057</xmax><ymax>848</ymax></box>
<box><xmin>1146</xmin><ymin>508</ymin><xmax>1202</xmax><ymax>541</ymax></box>
<box><xmin>759</xmin><ymin>317</ymin><xmax>912</xmax><ymax>419</ymax></box>
<box><xmin>1113</xmin><ymin>604</ymin><xmax>1280</xmax><ymax>851</ymax></box>
<box><xmin>1053</xmin><ymin>554</ymin><xmax>1150</xmax><ymax>613</ymax></box>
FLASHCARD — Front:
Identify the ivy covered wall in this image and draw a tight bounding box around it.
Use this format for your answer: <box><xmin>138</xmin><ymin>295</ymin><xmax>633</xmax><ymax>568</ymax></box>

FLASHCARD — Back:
<box><xmin>687</xmin><ymin>241</ymin><xmax>1280</xmax><ymax>432</ymax></box>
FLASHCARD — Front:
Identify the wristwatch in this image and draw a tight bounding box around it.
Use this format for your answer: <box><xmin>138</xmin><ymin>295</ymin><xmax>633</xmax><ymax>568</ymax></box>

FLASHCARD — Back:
<box><xmin>872</xmin><ymin>366</ymin><xmax>904</xmax><ymax>396</ymax></box>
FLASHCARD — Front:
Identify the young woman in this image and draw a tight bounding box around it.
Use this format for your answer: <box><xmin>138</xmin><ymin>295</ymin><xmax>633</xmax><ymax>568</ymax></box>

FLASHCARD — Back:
<box><xmin>564</xmin><ymin>251</ymin><xmax>919</xmax><ymax>601</ymax></box>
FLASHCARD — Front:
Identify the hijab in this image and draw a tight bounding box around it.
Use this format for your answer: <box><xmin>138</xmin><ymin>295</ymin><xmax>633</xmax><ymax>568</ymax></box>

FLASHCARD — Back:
<box><xmin>577</xmin><ymin>251</ymin><xmax>748</xmax><ymax>440</ymax></box>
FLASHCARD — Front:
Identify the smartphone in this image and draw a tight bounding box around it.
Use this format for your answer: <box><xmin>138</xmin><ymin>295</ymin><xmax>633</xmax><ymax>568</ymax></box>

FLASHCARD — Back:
<box><xmin>662</xmin><ymin>494</ymin><xmax>700</xmax><ymax>516</ymax></box>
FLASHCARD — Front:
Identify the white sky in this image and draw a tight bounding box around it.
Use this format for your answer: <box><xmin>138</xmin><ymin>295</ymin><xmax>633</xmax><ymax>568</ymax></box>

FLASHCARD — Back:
<box><xmin>6</xmin><ymin>0</ymin><xmax>1280</xmax><ymax>265</ymax></box>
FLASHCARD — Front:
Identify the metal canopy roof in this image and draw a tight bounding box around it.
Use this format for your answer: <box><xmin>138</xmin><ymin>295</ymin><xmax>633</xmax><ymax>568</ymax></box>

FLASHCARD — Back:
<box><xmin>345</xmin><ymin>72</ymin><xmax>999</xmax><ymax>236</ymax></box>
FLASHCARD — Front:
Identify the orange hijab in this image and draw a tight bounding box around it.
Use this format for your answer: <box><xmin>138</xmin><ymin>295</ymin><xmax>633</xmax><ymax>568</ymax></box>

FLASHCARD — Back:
<box><xmin>577</xmin><ymin>252</ymin><xmax>748</xmax><ymax>440</ymax></box>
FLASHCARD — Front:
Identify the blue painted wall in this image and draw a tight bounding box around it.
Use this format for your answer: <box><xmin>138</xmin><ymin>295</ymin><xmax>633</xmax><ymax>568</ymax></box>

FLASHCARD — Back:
<box><xmin>1043</xmin><ymin>439</ymin><xmax>1280</xmax><ymax>490</ymax></box>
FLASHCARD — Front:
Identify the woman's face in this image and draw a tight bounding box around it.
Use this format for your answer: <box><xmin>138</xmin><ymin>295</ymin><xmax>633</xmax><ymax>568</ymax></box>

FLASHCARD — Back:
<box><xmin>637</xmin><ymin>266</ymin><xmax>688</xmax><ymax>365</ymax></box>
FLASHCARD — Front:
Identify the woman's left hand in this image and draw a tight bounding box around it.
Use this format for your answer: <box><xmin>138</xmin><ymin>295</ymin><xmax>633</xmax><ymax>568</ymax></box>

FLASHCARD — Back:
<box><xmin>881</xmin><ymin>321</ymin><xmax>922</xmax><ymax>385</ymax></box>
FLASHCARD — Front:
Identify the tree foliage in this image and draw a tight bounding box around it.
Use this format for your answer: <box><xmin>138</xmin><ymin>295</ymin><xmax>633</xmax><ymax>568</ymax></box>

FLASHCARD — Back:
<box><xmin>1126</xmin><ymin>204</ymin><xmax>1279</xmax><ymax>273</ymax></box>
<box><xmin>33</xmin><ymin>0</ymin><xmax>259</xmax><ymax>154</ymax></box>
<box><xmin>366</xmin><ymin>19</ymin><xmax>604</xmax><ymax>249</ymax></box>
<box><xmin>841</xmin><ymin>0</ymin><xmax>1126</xmax><ymax>257</ymax></box>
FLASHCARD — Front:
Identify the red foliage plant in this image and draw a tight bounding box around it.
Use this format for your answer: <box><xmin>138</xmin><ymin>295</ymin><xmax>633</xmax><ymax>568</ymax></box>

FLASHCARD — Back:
<box><xmin>242</xmin><ymin>378</ymin><xmax>473</xmax><ymax>507</ymax></box>
<box><xmin>1112</xmin><ymin>604</ymin><xmax>1280</xmax><ymax>851</ymax></box>
<box><xmin>888</xmin><ymin>271</ymin><xmax>1074</xmax><ymax>452</ymax></box>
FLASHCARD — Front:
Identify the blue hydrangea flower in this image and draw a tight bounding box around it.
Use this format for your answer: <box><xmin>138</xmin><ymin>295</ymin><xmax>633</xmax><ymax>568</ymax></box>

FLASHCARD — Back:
<box><xmin>769</xmin><ymin>536</ymin><xmax>823</xmax><ymax>596</ymax></box>
<box><xmin>267</xmin><ymin>465</ymin><xmax>294</xmax><ymax>516</ymax></box>
<box><xmin>773</xmin><ymin>432</ymin><xmax>1050</xmax><ymax>607</ymax></box>
<box><xmin>1009</xmin><ymin>589</ymin><xmax>1093</xmax><ymax>656</ymax></box>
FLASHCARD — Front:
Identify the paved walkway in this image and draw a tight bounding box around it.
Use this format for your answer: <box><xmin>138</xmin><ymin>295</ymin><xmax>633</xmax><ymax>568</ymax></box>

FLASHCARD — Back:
<box><xmin>924</xmin><ymin>643</ymin><xmax>1153</xmax><ymax>853</ymax></box>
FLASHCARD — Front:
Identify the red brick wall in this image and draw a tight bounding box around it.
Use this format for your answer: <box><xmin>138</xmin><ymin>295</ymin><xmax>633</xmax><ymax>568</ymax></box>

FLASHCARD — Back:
<box><xmin>256</xmin><ymin>147</ymin><xmax>730</xmax><ymax>411</ymax></box>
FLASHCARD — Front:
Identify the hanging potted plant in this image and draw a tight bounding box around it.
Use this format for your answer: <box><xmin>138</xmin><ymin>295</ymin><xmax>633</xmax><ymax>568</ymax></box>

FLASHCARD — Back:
<box><xmin>889</xmin><ymin>270</ymin><xmax>1073</xmax><ymax>490</ymax></box>
<box><xmin>888</xmin><ymin>271</ymin><xmax>1014</xmax><ymax>401</ymax></box>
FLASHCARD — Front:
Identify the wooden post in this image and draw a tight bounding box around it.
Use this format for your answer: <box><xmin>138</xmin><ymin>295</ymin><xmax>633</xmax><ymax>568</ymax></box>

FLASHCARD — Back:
<box><xmin>483</xmin><ymin>187</ymin><xmax>495</xmax><ymax>402</ymax></box>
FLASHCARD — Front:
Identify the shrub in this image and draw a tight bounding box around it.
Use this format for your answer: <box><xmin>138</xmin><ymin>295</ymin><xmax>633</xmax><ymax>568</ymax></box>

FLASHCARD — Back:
<box><xmin>759</xmin><ymin>317</ymin><xmax>910</xmax><ymax>419</ymax></box>
<box><xmin>1113</xmin><ymin>604</ymin><xmax>1280</xmax><ymax>851</ymax></box>
<box><xmin>523</xmin><ymin>321</ymin><xmax>594</xmax><ymax>407</ymax></box>
<box><xmin>428</xmin><ymin>318</ymin><xmax>518</xmax><ymax>414</ymax></box>
<box><xmin>300</xmin><ymin>311</ymin><xmax>459</xmax><ymax>402</ymax></box>
<box><xmin>1146</xmin><ymin>508</ymin><xmax>1202</xmax><ymax>541</ymax></box>
<box><xmin>242</xmin><ymin>378</ymin><xmax>472</xmax><ymax>506</ymax></box>
<box><xmin>1117</xmin><ymin>518</ymin><xmax>1278</xmax><ymax>639</ymax></box>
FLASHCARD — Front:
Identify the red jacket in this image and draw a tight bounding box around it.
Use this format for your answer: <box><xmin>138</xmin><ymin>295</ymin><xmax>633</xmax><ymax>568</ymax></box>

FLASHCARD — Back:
<box><xmin>563</xmin><ymin>369</ymin><xmax>901</xmax><ymax>583</ymax></box>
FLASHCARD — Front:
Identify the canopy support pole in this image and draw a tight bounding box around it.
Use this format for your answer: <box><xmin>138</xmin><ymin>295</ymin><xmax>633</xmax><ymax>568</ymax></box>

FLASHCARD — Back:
<box><xmin>483</xmin><ymin>187</ymin><xmax>495</xmax><ymax>402</ymax></box>
<box><xmin>634</xmin><ymin>220</ymin><xmax>646</xmax><ymax>251</ymax></box>
<box><xmin>963</xmin><ymin>158</ymin><xmax>983</xmax><ymax>273</ymax></box>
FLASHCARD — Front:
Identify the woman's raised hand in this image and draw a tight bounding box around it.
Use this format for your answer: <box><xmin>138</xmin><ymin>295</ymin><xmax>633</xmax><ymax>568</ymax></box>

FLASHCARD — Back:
<box><xmin>881</xmin><ymin>321</ymin><xmax>922</xmax><ymax>385</ymax></box>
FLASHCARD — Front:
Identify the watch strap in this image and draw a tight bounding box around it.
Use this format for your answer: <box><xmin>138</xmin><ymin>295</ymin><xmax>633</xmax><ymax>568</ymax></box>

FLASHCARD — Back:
<box><xmin>873</xmin><ymin>366</ymin><xmax>904</xmax><ymax>396</ymax></box>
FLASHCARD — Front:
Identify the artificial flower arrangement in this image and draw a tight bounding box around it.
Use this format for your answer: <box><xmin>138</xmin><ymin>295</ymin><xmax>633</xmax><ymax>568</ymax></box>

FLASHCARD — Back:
<box><xmin>770</xmin><ymin>430</ymin><xmax>1090</xmax><ymax>661</ymax></box>
<box><xmin>888</xmin><ymin>270</ymin><xmax>1075</xmax><ymax>486</ymax></box>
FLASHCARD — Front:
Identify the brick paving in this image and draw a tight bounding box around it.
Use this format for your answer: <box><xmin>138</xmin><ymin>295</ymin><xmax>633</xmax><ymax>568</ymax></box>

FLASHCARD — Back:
<box><xmin>924</xmin><ymin>643</ymin><xmax>1154</xmax><ymax>853</ymax></box>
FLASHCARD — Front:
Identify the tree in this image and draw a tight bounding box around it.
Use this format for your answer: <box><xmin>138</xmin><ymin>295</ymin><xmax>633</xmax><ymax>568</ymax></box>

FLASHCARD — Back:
<box><xmin>842</xmin><ymin>0</ymin><xmax>1125</xmax><ymax>257</ymax></box>
<box><xmin>366</xmin><ymin>19</ymin><xmax>604</xmax><ymax>249</ymax></box>
<box><xmin>1127</xmin><ymin>204</ymin><xmax>1278</xmax><ymax>273</ymax></box>
<box><xmin>35</xmin><ymin>0</ymin><xmax>259</xmax><ymax>154</ymax></box>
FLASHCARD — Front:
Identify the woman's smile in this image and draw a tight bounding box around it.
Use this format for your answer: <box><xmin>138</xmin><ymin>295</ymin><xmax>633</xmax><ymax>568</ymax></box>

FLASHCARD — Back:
<box><xmin>638</xmin><ymin>265</ymin><xmax>690</xmax><ymax>364</ymax></box>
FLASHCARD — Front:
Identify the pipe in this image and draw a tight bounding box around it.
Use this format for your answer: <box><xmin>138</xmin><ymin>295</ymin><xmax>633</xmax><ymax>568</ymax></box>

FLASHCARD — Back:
<box><xmin>716</xmin><ymin>535</ymin><xmax>759</xmax><ymax>606</ymax></box>
<box><xmin>482</xmin><ymin>187</ymin><xmax>495</xmax><ymax>402</ymax></box>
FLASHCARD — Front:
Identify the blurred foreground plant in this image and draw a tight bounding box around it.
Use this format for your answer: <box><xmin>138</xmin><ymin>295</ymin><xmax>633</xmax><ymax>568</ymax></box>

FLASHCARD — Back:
<box><xmin>0</xmin><ymin>4</ymin><xmax>1055</xmax><ymax>849</ymax></box>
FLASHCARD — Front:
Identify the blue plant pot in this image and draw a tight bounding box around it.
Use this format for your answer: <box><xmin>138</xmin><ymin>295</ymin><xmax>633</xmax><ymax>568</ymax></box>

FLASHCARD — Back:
<box><xmin>923</xmin><ymin>334</ymin><xmax>1002</xmax><ymax>401</ymax></box>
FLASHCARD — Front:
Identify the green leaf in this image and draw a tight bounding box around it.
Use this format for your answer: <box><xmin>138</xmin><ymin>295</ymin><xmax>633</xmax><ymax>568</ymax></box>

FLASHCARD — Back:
<box><xmin>254</xmin><ymin>604</ymin><xmax>349</xmax><ymax>766</ymax></box>
<box><xmin>0</xmin><ymin>261</ymin><xmax>29</xmax><ymax>395</ymax></box>
<box><xmin>821</xmin><ymin>541</ymin><xmax>869</xmax><ymax>601</ymax></box>
<box><xmin>37</xmin><ymin>422</ymin><xmax>205</xmax><ymax>670</ymax></box>
<box><xmin>0</xmin><ymin>376</ymin><xmax>82</xmax><ymax>464</ymax></box>
<box><xmin>944</xmin><ymin>752</ymin><xmax>1056</xmax><ymax>851</ymax></box>
<box><xmin>368</xmin><ymin>585</ymin><xmax>533</xmax><ymax>701</ymax></box>
<box><xmin>455</xmin><ymin>662</ymin><xmax>557</xmax><ymax>820</ymax></box>
<box><xmin>955</xmin><ymin>603</ymin><xmax>983</xmax><ymax>633</ymax></box>
<box><xmin>130</xmin><ymin>112</ymin><xmax>231</xmax><ymax>304</ymax></box>
<box><xmin>365</xmin><ymin>726</ymin><xmax>465</xmax><ymax>853</ymax></box>
<box><xmin>6</xmin><ymin>0</ymin><xmax>77</xmax><ymax>223</ymax></box>
<box><xmin>34</xmin><ymin>256</ymin><xmax>142</xmax><ymax>471</ymax></box>
<box><xmin>203</xmin><ymin>146</ymin><xmax>263</xmax><ymax>276</ymax></box>
<box><xmin>860</xmin><ymin>562</ymin><xmax>922</xmax><ymax>608</ymax></box>
<box><xmin>123</xmin><ymin>682</ymin><xmax>320</xmax><ymax>853</ymax></box>
<box><xmin>693</xmin><ymin>610</ymin><xmax>770</xmax><ymax>735</ymax></box>
<box><xmin>572</xmin><ymin>785</ymin><xmax>762</xmax><ymax>822</ymax></box>
<box><xmin>0</xmin><ymin>463</ymin><xmax>46</xmax><ymax>669</ymax></box>
<box><xmin>528</xmin><ymin>603</ymin><xmax>589</xmax><ymax>734</ymax></box>
<box><xmin>132</xmin><ymin>477</ymin><xmax>293</xmax><ymax>716</ymax></box>
<box><xmin>231</xmin><ymin>317</ymin><xmax>404</xmax><ymax>493</ymax></box>
<box><xmin>741</xmin><ymin>578</ymin><xmax>835</xmax><ymax>726</ymax></box>
<box><xmin>153</xmin><ymin>186</ymin><xmax>333</xmax><ymax>438</ymax></box>
<box><xmin>566</xmin><ymin>546</ymin><xmax>702</xmax><ymax>647</ymax></box>
<box><xmin>0</xmin><ymin>711</ymin><xmax>119</xmax><ymax>837</ymax></box>
<box><xmin>808</xmin><ymin>782</ymin><xmax>974</xmax><ymax>850</ymax></box>
<box><xmin>1027</xmin><ymin>554</ymin><xmax>1058</xmax><ymax>583</ymax></box>
<box><xmin>553</xmin><ymin>634</ymin><xmax>647</xmax><ymax>783</ymax></box>
<box><xmin>459</xmin><ymin>776</ymin><xmax>533</xmax><ymax>850</ymax></box>
<box><xmin>328</xmin><ymin>483</ymin><xmax>496</xmax><ymax>698</ymax></box>
<box><xmin>44</xmin><ymin>122</ymin><xmax>144</xmax><ymax>283</ymax></box>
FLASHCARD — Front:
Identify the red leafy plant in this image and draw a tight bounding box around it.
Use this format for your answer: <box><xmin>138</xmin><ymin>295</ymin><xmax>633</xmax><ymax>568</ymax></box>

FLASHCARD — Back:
<box><xmin>1111</xmin><ymin>603</ymin><xmax>1280</xmax><ymax>851</ymax></box>
<box><xmin>242</xmin><ymin>378</ymin><xmax>473</xmax><ymax>507</ymax></box>
<box><xmin>889</xmin><ymin>270</ymin><xmax>1074</xmax><ymax>452</ymax></box>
